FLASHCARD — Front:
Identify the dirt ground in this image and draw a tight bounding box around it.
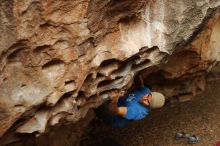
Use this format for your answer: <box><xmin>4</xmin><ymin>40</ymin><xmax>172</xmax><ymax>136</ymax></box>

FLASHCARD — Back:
<box><xmin>81</xmin><ymin>80</ymin><xmax>220</xmax><ymax>146</ymax></box>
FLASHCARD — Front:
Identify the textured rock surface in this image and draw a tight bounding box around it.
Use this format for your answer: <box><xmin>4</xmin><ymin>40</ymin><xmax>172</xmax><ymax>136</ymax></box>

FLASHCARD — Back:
<box><xmin>0</xmin><ymin>0</ymin><xmax>220</xmax><ymax>145</ymax></box>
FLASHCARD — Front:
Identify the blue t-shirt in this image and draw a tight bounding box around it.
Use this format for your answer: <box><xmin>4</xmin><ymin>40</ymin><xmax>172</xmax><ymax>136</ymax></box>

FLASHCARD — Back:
<box><xmin>111</xmin><ymin>87</ymin><xmax>151</xmax><ymax>127</ymax></box>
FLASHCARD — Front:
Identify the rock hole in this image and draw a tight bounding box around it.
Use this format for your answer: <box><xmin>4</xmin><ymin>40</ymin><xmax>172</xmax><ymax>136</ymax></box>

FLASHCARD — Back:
<box><xmin>119</xmin><ymin>15</ymin><xmax>137</xmax><ymax>23</ymax></box>
<box><xmin>97</xmin><ymin>73</ymin><xmax>104</xmax><ymax>78</ymax></box>
<box><xmin>84</xmin><ymin>73</ymin><xmax>93</xmax><ymax>82</ymax></box>
<box><xmin>65</xmin><ymin>80</ymin><xmax>74</xmax><ymax>84</ymax></box>
<box><xmin>21</xmin><ymin>84</ymin><xmax>26</xmax><ymax>88</ymax></box>
<box><xmin>97</xmin><ymin>76</ymin><xmax>122</xmax><ymax>88</ymax></box>
<box><xmin>64</xmin><ymin>80</ymin><xmax>76</xmax><ymax>92</ymax></box>
<box><xmin>61</xmin><ymin>91</ymin><xmax>74</xmax><ymax>99</ymax></box>
<box><xmin>98</xmin><ymin>80</ymin><xmax>111</xmax><ymax>88</ymax></box>
<box><xmin>3</xmin><ymin>78</ymin><xmax>7</xmax><ymax>82</ymax></box>
<box><xmin>144</xmin><ymin>46</ymin><xmax>158</xmax><ymax>53</ymax></box>
<box><xmin>77</xmin><ymin>91</ymin><xmax>86</xmax><ymax>98</ymax></box>
<box><xmin>141</xmin><ymin>59</ymin><xmax>151</xmax><ymax>64</ymax></box>
<box><xmin>42</xmin><ymin>59</ymin><xmax>64</xmax><ymax>70</ymax></box>
<box><xmin>7</xmin><ymin>48</ymin><xmax>25</xmax><ymax>62</ymax></box>
<box><xmin>132</xmin><ymin>55</ymin><xmax>141</xmax><ymax>64</ymax></box>
<box><xmin>33</xmin><ymin>45</ymin><xmax>51</xmax><ymax>53</ymax></box>
<box><xmin>100</xmin><ymin>59</ymin><xmax>119</xmax><ymax>67</ymax></box>
<box><xmin>42</xmin><ymin>59</ymin><xmax>65</xmax><ymax>82</ymax></box>
<box><xmin>14</xmin><ymin>104</ymin><xmax>25</xmax><ymax>108</ymax></box>
<box><xmin>39</xmin><ymin>21</ymin><xmax>54</xmax><ymax>27</ymax></box>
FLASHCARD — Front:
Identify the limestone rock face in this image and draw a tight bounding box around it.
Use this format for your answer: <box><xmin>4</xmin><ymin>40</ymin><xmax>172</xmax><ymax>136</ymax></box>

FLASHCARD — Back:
<box><xmin>0</xmin><ymin>0</ymin><xmax>220</xmax><ymax>145</ymax></box>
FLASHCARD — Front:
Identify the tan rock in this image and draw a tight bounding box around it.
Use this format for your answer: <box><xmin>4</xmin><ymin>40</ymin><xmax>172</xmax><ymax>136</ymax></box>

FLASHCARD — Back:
<box><xmin>0</xmin><ymin>0</ymin><xmax>220</xmax><ymax>145</ymax></box>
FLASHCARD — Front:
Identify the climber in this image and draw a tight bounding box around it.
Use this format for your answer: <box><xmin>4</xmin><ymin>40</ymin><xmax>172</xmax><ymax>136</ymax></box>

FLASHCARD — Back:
<box><xmin>96</xmin><ymin>75</ymin><xmax>165</xmax><ymax>127</ymax></box>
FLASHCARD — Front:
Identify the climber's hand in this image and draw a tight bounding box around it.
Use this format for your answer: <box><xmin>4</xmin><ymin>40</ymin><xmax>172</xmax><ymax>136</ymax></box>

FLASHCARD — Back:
<box><xmin>119</xmin><ymin>90</ymin><xmax>125</xmax><ymax>97</ymax></box>
<box><xmin>108</xmin><ymin>90</ymin><xmax>120</xmax><ymax>103</ymax></box>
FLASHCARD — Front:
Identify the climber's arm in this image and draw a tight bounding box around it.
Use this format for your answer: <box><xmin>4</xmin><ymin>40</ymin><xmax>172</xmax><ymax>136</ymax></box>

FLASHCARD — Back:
<box><xmin>108</xmin><ymin>90</ymin><xmax>127</xmax><ymax>116</ymax></box>
<box><xmin>108</xmin><ymin>102</ymin><xmax>127</xmax><ymax>116</ymax></box>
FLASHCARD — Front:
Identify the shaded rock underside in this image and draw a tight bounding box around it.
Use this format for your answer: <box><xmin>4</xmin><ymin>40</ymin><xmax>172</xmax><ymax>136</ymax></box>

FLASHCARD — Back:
<box><xmin>0</xmin><ymin>0</ymin><xmax>220</xmax><ymax>145</ymax></box>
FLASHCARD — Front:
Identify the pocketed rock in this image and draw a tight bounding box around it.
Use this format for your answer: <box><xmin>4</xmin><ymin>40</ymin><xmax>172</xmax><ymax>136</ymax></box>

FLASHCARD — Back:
<box><xmin>0</xmin><ymin>0</ymin><xmax>220</xmax><ymax>145</ymax></box>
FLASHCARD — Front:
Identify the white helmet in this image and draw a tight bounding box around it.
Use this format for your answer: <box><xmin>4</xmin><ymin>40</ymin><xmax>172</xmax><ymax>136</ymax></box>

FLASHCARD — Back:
<box><xmin>150</xmin><ymin>92</ymin><xmax>165</xmax><ymax>109</ymax></box>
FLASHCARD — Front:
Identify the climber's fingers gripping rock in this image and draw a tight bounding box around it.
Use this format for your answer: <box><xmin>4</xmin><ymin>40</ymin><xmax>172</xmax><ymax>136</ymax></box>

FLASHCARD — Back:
<box><xmin>108</xmin><ymin>90</ymin><xmax>125</xmax><ymax>103</ymax></box>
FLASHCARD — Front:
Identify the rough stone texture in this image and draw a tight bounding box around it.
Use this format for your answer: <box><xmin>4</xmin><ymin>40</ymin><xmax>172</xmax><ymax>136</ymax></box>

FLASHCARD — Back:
<box><xmin>0</xmin><ymin>0</ymin><xmax>220</xmax><ymax>145</ymax></box>
<box><xmin>3</xmin><ymin>110</ymin><xmax>95</xmax><ymax>146</ymax></box>
<box><xmin>141</xmin><ymin>8</ymin><xmax>220</xmax><ymax>101</ymax></box>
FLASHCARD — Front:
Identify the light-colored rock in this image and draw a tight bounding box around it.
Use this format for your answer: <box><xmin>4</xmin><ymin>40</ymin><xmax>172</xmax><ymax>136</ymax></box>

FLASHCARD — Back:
<box><xmin>0</xmin><ymin>0</ymin><xmax>220</xmax><ymax>145</ymax></box>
